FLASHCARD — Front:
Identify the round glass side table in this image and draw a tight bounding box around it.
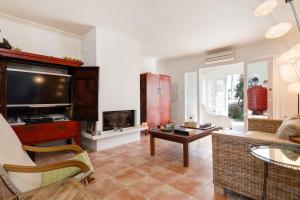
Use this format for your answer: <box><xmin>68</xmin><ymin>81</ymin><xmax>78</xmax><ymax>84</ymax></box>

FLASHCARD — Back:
<box><xmin>250</xmin><ymin>144</ymin><xmax>300</xmax><ymax>200</ymax></box>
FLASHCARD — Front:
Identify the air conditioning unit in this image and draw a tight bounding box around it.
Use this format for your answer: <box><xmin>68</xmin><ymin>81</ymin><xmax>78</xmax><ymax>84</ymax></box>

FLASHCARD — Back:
<box><xmin>204</xmin><ymin>49</ymin><xmax>234</xmax><ymax>65</ymax></box>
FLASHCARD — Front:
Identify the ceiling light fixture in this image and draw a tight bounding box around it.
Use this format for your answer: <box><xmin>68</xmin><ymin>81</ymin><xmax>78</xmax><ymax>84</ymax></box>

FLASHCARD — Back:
<box><xmin>265</xmin><ymin>22</ymin><xmax>292</xmax><ymax>39</ymax></box>
<box><xmin>280</xmin><ymin>63</ymin><xmax>300</xmax><ymax>82</ymax></box>
<box><xmin>254</xmin><ymin>0</ymin><xmax>278</xmax><ymax>16</ymax></box>
<box><xmin>278</xmin><ymin>43</ymin><xmax>300</xmax><ymax>64</ymax></box>
<box><xmin>255</xmin><ymin>0</ymin><xmax>300</xmax><ymax>39</ymax></box>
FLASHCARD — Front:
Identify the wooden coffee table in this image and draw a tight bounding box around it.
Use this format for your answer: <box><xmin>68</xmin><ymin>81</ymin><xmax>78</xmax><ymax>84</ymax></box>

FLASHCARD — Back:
<box><xmin>149</xmin><ymin>127</ymin><xmax>219</xmax><ymax>167</ymax></box>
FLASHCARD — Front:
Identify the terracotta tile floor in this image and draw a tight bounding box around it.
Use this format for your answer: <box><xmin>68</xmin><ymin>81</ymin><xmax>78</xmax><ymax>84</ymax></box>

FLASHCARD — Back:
<box><xmin>35</xmin><ymin>135</ymin><xmax>251</xmax><ymax>200</ymax></box>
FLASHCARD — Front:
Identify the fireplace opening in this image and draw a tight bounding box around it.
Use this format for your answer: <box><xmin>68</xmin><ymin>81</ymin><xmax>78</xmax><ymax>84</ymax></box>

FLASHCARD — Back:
<box><xmin>103</xmin><ymin>110</ymin><xmax>135</xmax><ymax>131</ymax></box>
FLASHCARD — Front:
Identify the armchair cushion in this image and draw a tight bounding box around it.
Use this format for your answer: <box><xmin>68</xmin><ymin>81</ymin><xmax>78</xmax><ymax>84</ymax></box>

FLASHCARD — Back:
<box><xmin>0</xmin><ymin>114</ymin><xmax>41</xmax><ymax>193</ymax></box>
<box><xmin>42</xmin><ymin>151</ymin><xmax>93</xmax><ymax>186</ymax></box>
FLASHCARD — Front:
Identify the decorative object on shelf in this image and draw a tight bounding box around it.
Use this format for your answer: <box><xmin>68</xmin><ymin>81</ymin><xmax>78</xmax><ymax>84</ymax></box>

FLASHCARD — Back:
<box><xmin>11</xmin><ymin>47</ymin><xmax>22</xmax><ymax>52</ymax></box>
<box><xmin>0</xmin><ymin>29</ymin><xmax>12</xmax><ymax>49</ymax></box>
<box><xmin>63</xmin><ymin>56</ymin><xmax>82</xmax><ymax>63</ymax></box>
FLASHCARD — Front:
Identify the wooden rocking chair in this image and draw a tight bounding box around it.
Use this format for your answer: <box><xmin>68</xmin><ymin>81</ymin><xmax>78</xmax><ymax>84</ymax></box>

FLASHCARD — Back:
<box><xmin>0</xmin><ymin>114</ymin><xmax>94</xmax><ymax>197</ymax></box>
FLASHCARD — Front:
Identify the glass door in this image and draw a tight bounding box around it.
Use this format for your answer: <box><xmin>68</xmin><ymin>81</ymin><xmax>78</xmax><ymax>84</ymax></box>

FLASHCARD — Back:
<box><xmin>207</xmin><ymin>77</ymin><xmax>227</xmax><ymax>115</ymax></box>
<box><xmin>244</xmin><ymin>58</ymin><xmax>273</xmax><ymax>130</ymax></box>
<box><xmin>199</xmin><ymin>63</ymin><xmax>244</xmax><ymax>132</ymax></box>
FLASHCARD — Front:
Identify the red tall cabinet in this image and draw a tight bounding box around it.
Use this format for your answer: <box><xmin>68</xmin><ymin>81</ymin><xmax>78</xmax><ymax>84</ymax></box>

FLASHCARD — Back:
<box><xmin>140</xmin><ymin>73</ymin><xmax>171</xmax><ymax>129</ymax></box>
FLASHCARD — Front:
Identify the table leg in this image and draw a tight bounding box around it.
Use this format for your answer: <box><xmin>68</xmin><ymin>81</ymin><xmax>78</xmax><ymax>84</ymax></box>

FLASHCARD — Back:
<box><xmin>150</xmin><ymin>135</ymin><xmax>155</xmax><ymax>156</ymax></box>
<box><xmin>262</xmin><ymin>162</ymin><xmax>268</xmax><ymax>200</ymax></box>
<box><xmin>183</xmin><ymin>142</ymin><xmax>189</xmax><ymax>167</ymax></box>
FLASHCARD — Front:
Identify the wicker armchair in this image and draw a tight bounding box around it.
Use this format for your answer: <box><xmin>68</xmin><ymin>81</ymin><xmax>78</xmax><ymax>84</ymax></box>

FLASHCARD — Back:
<box><xmin>212</xmin><ymin>119</ymin><xmax>300</xmax><ymax>200</ymax></box>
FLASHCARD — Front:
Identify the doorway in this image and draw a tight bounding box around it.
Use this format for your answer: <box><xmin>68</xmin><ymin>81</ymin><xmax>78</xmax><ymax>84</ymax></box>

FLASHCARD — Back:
<box><xmin>184</xmin><ymin>58</ymin><xmax>273</xmax><ymax>132</ymax></box>
<box><xmin>199</xmin><ymin>63</ymin><xmax>244</xmax><ymax>132</ymax></box>
<box><xmin>244</xmin><ymin>58</ymin><xmax>273</xmax><ymax>130</ymax></box>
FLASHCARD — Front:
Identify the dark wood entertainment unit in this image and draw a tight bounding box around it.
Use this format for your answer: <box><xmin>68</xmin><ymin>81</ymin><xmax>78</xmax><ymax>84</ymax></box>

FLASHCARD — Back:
<box><xmin>0</xmin><ymin>48</ymin><xmax>99</xmax><ymax>147</ymax></box>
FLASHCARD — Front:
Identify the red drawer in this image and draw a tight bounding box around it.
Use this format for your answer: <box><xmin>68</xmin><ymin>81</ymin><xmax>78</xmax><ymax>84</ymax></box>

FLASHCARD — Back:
<box><xmin>12</xmin><ymin>121</ymin><xmax>81</xmax><ymax>145</ymax></box>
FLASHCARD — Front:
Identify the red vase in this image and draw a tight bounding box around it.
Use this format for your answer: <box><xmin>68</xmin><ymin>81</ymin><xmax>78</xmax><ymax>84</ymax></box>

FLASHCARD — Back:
<box><xmin>247</xmin><ymin>85</ymin><xmax>268</xmax><ymax>115</ymax></box>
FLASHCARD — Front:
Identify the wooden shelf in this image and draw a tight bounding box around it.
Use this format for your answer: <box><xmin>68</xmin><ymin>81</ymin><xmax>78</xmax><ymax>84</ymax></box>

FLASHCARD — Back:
<box><xmin>0</xmin><ymin>48</ymin><xmax>83</xmax><ymax>67</ymax></box>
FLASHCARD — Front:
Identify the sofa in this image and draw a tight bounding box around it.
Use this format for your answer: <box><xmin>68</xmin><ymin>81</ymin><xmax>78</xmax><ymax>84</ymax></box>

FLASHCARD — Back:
<box><xmin>212</xmin><ymin>118</ymin><xmax>300</xmax><ymax>200</ymax></box>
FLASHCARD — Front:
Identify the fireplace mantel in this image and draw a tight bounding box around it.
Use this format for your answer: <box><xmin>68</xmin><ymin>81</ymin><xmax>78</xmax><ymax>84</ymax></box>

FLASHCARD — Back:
<box><xmin>83</xmin><ymin>127</ymin><xmax>146</xmax><ymax>140</ymax></box>
<box><xmin>82</xmin><ymin>126</ymin><xmax>147</xmax><ymax>151</ymax></box>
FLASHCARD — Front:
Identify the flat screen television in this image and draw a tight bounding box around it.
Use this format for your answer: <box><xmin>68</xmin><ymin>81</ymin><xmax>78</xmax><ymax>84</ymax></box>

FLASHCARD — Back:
<box><xmin>7</xmin><ymin>69</ymin><xmax>71</xmax><ymax>107</ymax></box>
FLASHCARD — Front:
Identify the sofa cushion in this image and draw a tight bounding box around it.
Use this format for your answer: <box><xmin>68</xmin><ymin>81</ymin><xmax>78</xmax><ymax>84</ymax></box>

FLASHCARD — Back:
<box><xmin>276</xmin><ymin>115</ymin><xmax>300</xmax><ymax>139</ymax></box>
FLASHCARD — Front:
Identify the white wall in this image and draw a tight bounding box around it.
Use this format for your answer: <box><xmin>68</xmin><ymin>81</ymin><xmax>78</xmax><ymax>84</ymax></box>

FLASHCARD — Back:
<box><xmin>0</xmin><ymin>14</ymin><xmax>142</xmax><ymax>133</ymax></box>
<box><xmin>140</xmin><ymin>55</ymin><xmax>158</xmax><ymax>73</ymax></box>
<box><xmin>158</xmin><ymin>34</ymin><xmax>300</xmax><ymax>123</ymax></box>
<box><xmin>82</xmin><ymin>28</ymin><xmax>97</xmax><ymax>65</ymax></box>
<box><xmin>0</xmin><ymin>13</ymin><xmax>82</xmax><ymax>59</ymax></box>
<box><xmin>82</xmin><ymin>27</ymin><xmax>141</xmax><ymax>132</ymax></box>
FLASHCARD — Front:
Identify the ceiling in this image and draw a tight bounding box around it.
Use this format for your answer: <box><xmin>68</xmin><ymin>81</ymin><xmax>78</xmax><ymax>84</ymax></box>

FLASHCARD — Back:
<box><xmin>0</xmin><ymin>0</ymin><xmax>299</xmax><ymax>59</ymax></box>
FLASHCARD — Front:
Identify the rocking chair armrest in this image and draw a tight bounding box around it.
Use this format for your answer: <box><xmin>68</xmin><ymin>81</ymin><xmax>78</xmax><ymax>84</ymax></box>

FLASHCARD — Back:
<box><xmin>22</xmin><ymin>145</ymin><xmax>84</xmax><ymax>154</ymax></box>
<box><xmin>3</xmin><ymin>160</ymin><xmax>90</xmax><ymax>173</ymax></box>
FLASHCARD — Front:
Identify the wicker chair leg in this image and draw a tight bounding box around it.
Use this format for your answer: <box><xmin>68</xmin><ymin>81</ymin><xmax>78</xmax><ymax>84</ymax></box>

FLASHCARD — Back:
<box><xmin>214</xmin><ymin>184</ymin><xmax>225</xmax><ymax>195</ymax></box>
